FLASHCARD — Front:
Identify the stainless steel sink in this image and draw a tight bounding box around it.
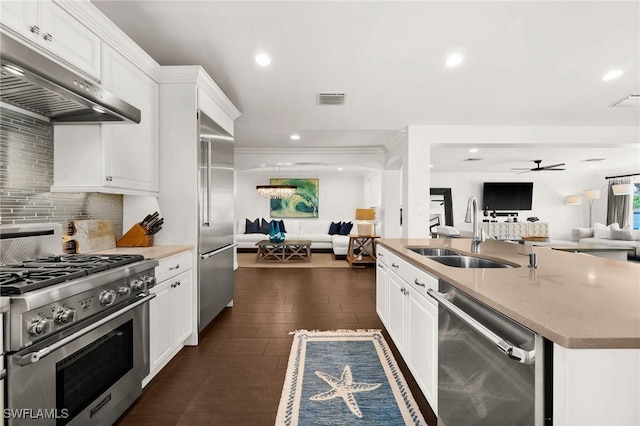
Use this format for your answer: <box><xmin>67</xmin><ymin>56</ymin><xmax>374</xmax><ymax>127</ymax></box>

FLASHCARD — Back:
<box><xmin>408</xmin><ymin>247</ymin><xmax>462</xmax><ymax>256</ymax></box>
<box><xmin>427</xmin><ymin>255</ymin><xmax>514</xmax><ymax>268</ymax></box>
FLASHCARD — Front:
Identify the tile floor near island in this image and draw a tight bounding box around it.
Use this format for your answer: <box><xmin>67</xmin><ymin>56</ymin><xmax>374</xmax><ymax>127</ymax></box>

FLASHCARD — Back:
<box><xmin>116</xmin><ymin>267</ymin><xmax>435</xmax><ymax>425</ymax></box>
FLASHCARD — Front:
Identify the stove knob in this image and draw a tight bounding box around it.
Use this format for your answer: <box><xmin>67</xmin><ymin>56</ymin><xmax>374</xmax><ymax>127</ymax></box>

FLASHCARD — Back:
<box><xmin>118</xmin><ymin>286</ymin><xmax>131</xmax><ymax>296</ymax></box>
<box><xmin>142</xmin><ymin>275</ymin><xmax>156</xmax><ymax>288</ymax></box>
<box><xmin>55</xmin><ymin>308</ymin><xmax>77</xmax><ymax>325</ymax></box>
<box><xmin>28</xmin><ymin>317</ymin><xmax>53</xmax><ymax>336</ymax></box>
<box><xmin>99</xmin><ymin>289</ymin><xmax>117</xmax><ymax>306</ymax></box>
<box><xmin>130</xmin><ymin>278</ymin><xmax>145</xmax><ymax>291</ymax></box>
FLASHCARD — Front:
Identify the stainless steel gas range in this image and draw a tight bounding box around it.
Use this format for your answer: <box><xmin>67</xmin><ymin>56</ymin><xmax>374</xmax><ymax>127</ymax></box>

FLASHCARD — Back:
<box><xmin>0</xmin><ymin>224</ymin><xmax>157</xmax><ymax>426</ymax></box>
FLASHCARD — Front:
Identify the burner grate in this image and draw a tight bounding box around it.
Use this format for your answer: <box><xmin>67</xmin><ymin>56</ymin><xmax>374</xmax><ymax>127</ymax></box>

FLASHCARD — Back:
<box><xmin>25</xmin><ymin>254</ymin><xmax>145</xmax><ymax>269</ymax></box>
<box><xmin>0</xmin><ymin>268</ymin><xmax>87</xmax><ymax>295</ymax></box>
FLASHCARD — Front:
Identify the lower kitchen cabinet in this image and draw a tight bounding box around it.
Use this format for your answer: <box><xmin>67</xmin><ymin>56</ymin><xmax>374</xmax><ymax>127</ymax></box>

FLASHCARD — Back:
<box><xmin>406</xmin><ymin>285</ymin><xmax>438</xmax><ymax>411</ymax></box>
<box><xmin>376</xmin><ymin>245</ymin><xmax>438</xmax><ymax>414</ymax></box>
<box><xmin>375</xmin><ymin>260</ymin><xmax>388</xmax><ymax>324</ymax></box>
<box><xmin>144</xmin><ymin>251</ymin><xmax>193</xmax><ymax>386</ymax></box>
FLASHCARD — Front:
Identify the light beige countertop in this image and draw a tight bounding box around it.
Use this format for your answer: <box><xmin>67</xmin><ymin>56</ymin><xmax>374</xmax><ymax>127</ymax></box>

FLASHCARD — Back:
<box><xmin>91</xmin><ymin>245</ymin><xmax>193</xmax><ymax>260</ymax></box>
<box><xmin>378</xmin><ymin>238</ymin><xmax>640</xmax><ymax>349</ymax></box>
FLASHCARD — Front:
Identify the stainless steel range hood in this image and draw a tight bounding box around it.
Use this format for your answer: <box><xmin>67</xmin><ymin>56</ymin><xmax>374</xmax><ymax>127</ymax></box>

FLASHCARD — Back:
<box><xmin>0</xmin><ymin>34</ymin><xmax>141</xmax><ymax>123</ymax></box>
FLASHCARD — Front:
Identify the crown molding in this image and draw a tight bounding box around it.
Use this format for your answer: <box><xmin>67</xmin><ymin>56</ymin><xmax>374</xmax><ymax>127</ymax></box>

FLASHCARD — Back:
<box><xmin>159</xmin><ymin>66</ymin><xmax>241</xmax><ymax>120</ymax></box>
<box><xmin>235</xmin><ymin>146</ymin><xmax>385</xmax><ymax>156</ymax></box>
<box><xmin>384</xmin><ymin>128</ymin><xmax>407</xmax><ymax>152</ymax></box>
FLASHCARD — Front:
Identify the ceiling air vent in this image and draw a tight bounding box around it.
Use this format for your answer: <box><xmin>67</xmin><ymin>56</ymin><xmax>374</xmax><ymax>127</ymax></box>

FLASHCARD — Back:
<box><xmin>317</xmin><ymin>92</ymin><xmax>346</xmax><ymax>105</ymax></box>
<box><xmin>610</xmin><ymin>94</ymin><xmax>640</xmax><ymax>107</ymax></box>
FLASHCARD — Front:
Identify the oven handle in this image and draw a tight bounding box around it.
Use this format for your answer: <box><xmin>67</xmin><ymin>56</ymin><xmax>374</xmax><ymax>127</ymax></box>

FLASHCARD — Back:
<box><xmin>18</xmin><ymin>293</ymin><xmax>155</xmax><ymax>366</ymax></box>
<box><xmin>427</xmin><ymin>289</ymin><xmax>535</xmax><ymax>365</ymax></box>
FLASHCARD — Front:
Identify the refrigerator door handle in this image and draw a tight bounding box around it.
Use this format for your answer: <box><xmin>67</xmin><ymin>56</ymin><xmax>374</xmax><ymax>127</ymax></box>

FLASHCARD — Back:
<box><xmin>205</xmin><ymin>140</ymin><xmax>212</xmax><ymax>227</ymax></box>
<box><xmin>201</xmin><ymin>243</ymin><xmax>237</xmax><ymax>259</ymax></box>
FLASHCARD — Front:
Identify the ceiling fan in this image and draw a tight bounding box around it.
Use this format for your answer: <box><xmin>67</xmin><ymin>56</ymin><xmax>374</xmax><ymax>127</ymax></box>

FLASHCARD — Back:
<box><xmin>513</xmin><ymin>160</ymin><xmax>566</xmax><ymax>174</ymax></box>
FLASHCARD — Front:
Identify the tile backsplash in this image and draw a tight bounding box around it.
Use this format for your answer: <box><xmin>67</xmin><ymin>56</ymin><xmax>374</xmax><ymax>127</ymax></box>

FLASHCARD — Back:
<box><xmin>0</xmin><ymin>107</ymin><xmax>123</xmax><ymax>237</ymax></box>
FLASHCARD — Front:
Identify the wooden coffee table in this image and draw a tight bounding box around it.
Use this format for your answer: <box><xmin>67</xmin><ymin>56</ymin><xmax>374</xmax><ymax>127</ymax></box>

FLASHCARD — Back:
<box><xmin>256</xmin><ymin>239</ymin><xmax>312</xmax><ymax>262</ymax></box>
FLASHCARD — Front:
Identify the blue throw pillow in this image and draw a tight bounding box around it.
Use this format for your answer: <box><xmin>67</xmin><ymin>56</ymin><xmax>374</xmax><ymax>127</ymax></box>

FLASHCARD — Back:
<box><xmin>338</xmin><ymin>222</ymin><xmax>353</xmax><ymax>235</ymax></box>
<box><xmin>328</xmin><ymin>221</ymin><xmax>342</xmax><ymax>235</ymax></box>
<box><xmin>260</xmin><ymin>218</ymin><xmax>272</xmax><ymax>234</ymax></box>
<box><xmin>245</xmin><ymin>218</ymin><xmax>260</xmax><ymax>234</ymax></box>
<box><xmin>278</xmin><ymin>220</ymin><xmax>287</xmax><ymax>234</ymax></box>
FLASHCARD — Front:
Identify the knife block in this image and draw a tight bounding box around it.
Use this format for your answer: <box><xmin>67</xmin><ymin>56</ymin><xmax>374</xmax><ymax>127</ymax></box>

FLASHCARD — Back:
<box><xmin>116</xmin><ymin>223</ymin><xmax>154</xmax><ymax>247</ymax></box>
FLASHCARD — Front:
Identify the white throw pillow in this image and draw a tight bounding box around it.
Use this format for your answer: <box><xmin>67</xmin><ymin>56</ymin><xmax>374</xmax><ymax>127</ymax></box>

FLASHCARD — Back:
<box><xmin>593</xmin><ymin>223</ymin><xmax>613</xmax><ymax>239</ymax></box>
<box><xmin>611</xmin><ymin>225</ymin><xmax>635</xmax><ymax>241</ymax></box>
<box><xmin>572</xmin><ymin>228</ymin><xmax>594</xmax><ymax>240</ymax></box>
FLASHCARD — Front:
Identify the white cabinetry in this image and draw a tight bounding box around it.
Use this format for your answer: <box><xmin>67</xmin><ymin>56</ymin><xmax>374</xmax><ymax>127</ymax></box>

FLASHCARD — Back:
<box><xmin>553</xmin><ymin>344</ymin><xmax>640</xmax><ymax>426</ymax></box>
<box><xmin>144</xmin><ymin>251</ymin><xmax>193</xmax><ymax>387</ymax></box>
<box><xmin>376</xmin><ymin>246</ymin><xmax>439</xmax><ymax>412</ymax></box>
<box><xmin>0</xmin><ymin>0</ymin><xmax>101</xmax><ymax>79</ymax></box>
<box><xmin>52</xmin><ymin>45</ymin><xmax>159</xmax><ymax>195</ymax></box>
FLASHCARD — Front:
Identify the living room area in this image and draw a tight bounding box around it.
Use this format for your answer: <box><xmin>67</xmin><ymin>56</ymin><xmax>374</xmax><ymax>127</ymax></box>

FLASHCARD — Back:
<box><xmin>234</xmin><ymin>131</ymin><xmax>640</xmax><ymax>266</ymax></box>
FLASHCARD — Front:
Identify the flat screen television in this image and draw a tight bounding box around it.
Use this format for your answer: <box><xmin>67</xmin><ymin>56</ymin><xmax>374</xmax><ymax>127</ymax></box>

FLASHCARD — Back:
<box><xmin>482</xmin><ymin>182</ymin><xmax>533</xmax><ymax>211</ymax></box>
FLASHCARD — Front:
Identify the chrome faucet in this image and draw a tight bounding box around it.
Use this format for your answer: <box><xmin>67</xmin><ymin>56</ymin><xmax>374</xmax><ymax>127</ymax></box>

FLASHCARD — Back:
<box><xmin>465</xmin><ymin>196</ymin><xmax>486</xmax><ymax>252</ymax></box>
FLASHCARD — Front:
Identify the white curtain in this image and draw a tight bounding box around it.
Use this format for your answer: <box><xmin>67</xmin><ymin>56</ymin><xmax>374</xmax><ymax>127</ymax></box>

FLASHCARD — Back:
<box><xmin>607</xmin><ymin>178</ymin><xmax>631</xmax><ymax>227</ymax></box>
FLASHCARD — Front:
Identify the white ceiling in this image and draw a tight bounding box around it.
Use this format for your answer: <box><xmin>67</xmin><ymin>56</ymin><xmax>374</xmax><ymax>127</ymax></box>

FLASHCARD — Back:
<box><xmin>92</xmin><ymin>1</ymin><xmax>640</xmax><ymax>173</ymax></box>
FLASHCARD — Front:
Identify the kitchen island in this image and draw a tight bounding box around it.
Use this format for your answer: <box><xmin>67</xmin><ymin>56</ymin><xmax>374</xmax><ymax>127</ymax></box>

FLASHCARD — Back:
<box><xmin>377</xmin><ymin>238</ymin><xmax>640</xmax><ymax>425</ymax></box>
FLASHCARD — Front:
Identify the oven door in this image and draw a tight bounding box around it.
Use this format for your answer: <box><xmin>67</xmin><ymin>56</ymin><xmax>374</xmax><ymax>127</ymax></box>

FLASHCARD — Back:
<box><xmin>7</xmin><ymin>294</ymin><xmax>153</xmax><ymax>426</ymax></box>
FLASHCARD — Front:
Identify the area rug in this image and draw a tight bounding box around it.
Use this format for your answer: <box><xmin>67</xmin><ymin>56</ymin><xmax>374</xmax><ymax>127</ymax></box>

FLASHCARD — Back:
<box><xmin>275</xmin><ymin>329</ymin><xmax>427</xmax><ymax>425</ymax></box>
<box><xmin>237</xmin><ymin>252</ymin><xmax>350</xmax><ymax>268</ymax></box>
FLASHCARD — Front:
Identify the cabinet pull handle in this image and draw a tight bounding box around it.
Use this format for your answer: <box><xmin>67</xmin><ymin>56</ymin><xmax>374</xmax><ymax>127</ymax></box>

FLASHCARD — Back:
<box><xmin>43</xmin><ymin>33</ymin><xmax>53</xmax><ymax>42</ymax></box>
<box><xmin>30</xmin><ymin>25</ymin><xmax>40</xmax><ymax>34</ymax></box>
<box><xmin>377</xmin><ymin>263</ymin><xmax>384</xmax><ymax>269</ymax></box>
<box><xmin>391</xmin><ymin>263</ymin><xmax>399</xmax><ymax>268</ymax></box>
<box><xmin>169</xmin><ymin>264</ymin><xmax>180</xmax><ymax>270</ymax></box>
<box><xmin>378</xmin><ymin>253</ymin><xmax>384</xmax><ymax>257</ymax></box>
<box><xmin>414</xmin><ymin>279</ymin><xmax>426</xmax><ymax>287</ymax></box>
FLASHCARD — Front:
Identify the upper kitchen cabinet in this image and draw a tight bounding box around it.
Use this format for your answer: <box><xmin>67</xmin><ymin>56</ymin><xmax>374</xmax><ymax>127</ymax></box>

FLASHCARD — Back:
<box><xmin>0</xmin><ymin>0</ymin><xmax>101</xmax><ymax>80</ymax></box>
<box><xmin>52</xmin><ymin>45</ymin><xmax>159</xmax><ymax>195</ymax></box>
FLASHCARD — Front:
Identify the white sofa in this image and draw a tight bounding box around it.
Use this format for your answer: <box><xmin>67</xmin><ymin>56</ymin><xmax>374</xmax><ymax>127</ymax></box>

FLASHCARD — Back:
<box><xmin>236</xmin><ymin>219</ymin><xmax>351</xmax><ymax>256</ymax></box>
<box><xmin>572</xmin><ymin>223</ymin><xmax>640</xmax><ymax>257</ymax></box>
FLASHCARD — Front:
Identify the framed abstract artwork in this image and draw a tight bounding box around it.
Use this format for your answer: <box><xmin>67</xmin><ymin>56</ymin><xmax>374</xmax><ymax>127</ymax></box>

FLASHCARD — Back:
<box><xmin>270</xmin><ymin>178</ymin><xmax>319</xmax><ymax>218</ymax></box>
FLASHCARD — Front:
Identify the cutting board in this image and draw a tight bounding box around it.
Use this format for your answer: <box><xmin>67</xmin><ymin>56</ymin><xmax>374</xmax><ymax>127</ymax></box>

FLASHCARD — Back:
<box><xmin>63</xmin><ymin>220</ymin><xmax>116</xmax><ymax>253</ymax></box>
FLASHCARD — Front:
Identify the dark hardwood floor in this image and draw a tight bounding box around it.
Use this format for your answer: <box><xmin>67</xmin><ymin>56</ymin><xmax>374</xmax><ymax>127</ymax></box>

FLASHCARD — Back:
<box><xmin>117</xmin><ymin>266</ymin><xmax>436</xmax><ymax>425</ymax></box>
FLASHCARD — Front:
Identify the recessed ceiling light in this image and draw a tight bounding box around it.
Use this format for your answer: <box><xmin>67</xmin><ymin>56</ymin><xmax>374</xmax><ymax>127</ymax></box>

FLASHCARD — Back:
<box><xmin>603</xmin><ymin>69</ymin><xmax>623</xmax><ymax>81</ymax></box>
<box><xmin>469</xmin><ymin>148</ymin><xmax>478</xmax><ymax>153</ymax></box>
<box><xmin>290</xmin><ymin>134</ymin><xmax>300</xmax><ymax>141</ymax></box>
<box><xmin>337</xmin><ymin>167</ymin><xmax>343</xmax><ymax>171</ymax></box>
<box><xmin>446</xmin><ymin>53</ymin><xmax>464</xmax><ymax>68</ymax></box>
<box><xmin>255</xmin><ymin>53</ymin><xmax>271</xmax><ymax>67</ymax></box>
<box><xmin>429</xmin><ymin>164</ymin><xmax>434</xmax><ymax>168</ymax></box>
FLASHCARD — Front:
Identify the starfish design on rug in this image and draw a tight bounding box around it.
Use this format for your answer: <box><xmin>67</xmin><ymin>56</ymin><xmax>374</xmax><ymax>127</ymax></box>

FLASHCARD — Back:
<box><xmin>309</xmin><ymin>365</ymin><xmax>381</xmax><ymax>418</ymax></box>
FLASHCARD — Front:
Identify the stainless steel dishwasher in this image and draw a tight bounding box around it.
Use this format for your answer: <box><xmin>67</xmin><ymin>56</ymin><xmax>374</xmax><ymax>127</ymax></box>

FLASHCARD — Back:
<box><xmin>428</xmin><ymin>281</ymin><xmax>550</xmax><ymax>426</ymax></box>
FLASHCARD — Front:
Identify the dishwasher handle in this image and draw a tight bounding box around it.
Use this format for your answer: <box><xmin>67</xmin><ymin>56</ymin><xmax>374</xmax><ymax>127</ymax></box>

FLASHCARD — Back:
<box><xmin>427</xmin><ymin>289</ymin><xmax>535</xmax><ymax>365</ymax></box>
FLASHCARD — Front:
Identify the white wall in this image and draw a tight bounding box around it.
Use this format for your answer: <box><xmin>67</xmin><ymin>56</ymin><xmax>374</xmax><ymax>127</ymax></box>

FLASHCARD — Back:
<box><xmin>236</xmin><ymin>171</ymin><xmax>372</xmax><ymax>228</ymax></box>
<box><xmin>431</xmin><ymin>172</ymin><xmax>609</xmax><ymax>241</ymax></box>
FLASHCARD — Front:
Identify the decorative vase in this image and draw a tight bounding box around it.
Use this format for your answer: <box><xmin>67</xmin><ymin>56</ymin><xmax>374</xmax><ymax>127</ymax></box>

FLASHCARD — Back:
<box><xmin>269</xmin><ymin>221</ymin><xmax>285</xmax><ymax>243</ymax></box>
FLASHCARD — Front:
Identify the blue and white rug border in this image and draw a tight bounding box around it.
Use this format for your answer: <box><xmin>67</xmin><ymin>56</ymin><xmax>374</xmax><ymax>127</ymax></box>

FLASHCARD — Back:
<box><xmin>275</xmin><ymin>329</ymin><xmax>427</xmax><ymax>425</ymax></box>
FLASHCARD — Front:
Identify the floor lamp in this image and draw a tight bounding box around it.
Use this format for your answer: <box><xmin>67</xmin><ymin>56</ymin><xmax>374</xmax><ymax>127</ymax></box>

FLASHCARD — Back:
<box><xmin>566</xmin><ymin>189</ymin><xmax>600</xmax><ymax>226</ymax></box>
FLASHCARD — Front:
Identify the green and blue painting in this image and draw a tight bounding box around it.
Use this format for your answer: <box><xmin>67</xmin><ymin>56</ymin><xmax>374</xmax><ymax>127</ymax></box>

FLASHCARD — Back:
<box><xmin>270</xmin><ymin>178</ymin><xmax>319</xmax><ymax>218</ymax></box>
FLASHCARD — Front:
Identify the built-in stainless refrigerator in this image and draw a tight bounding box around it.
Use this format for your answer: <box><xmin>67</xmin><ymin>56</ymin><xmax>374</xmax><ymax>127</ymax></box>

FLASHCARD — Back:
<box><xmin>198</xmin><ymin>111</ymin><xmax>235</xmax><ymax>332</ymax></box>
